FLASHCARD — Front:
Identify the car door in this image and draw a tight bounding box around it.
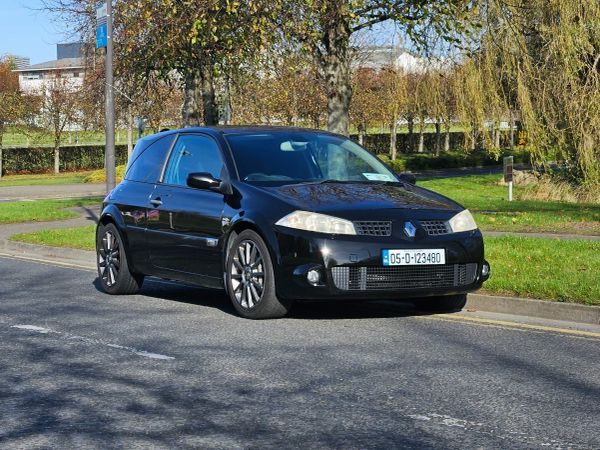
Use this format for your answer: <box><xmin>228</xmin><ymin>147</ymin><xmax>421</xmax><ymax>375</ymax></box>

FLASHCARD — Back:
<box><xmin>110</xmin><ymin>134</ymin><xmax>175</xmax><ymax>274</ymax></box>
<box><xmin>146</xmin><ymin>133</ymin><xmax>227</xmax><ymax>281</ymax></box>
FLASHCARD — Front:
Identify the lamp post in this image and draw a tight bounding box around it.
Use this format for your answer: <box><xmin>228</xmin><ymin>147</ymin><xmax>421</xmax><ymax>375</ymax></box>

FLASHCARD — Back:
<box><xmin>105</xmin><ymin>0</ymin><xmax>116</xmax><ymax>192</ymax></box>
<box><xmin>97</xmin><ymin>1</ymin><xmax>115</xmax><ymax>193</ymax></box>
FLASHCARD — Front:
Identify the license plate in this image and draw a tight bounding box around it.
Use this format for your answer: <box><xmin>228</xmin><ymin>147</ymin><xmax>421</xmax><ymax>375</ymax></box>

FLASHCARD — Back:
<box><xmin>382</xmin><ymin>249</ymin><xmax>445</xmax><ymax>266</ymax></box>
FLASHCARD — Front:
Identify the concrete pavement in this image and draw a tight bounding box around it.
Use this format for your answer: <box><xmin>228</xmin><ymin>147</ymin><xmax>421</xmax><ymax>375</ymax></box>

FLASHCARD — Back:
<box><xmin>0</xmin><ymin>183</ymin><xmax>106</xmax><ymax>202</ymax></box>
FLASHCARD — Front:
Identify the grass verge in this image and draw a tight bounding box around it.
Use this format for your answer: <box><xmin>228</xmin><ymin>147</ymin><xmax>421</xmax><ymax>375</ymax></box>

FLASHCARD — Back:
<box><xmin>420</xmin><ymin>174</ymin><xmax>600</xmax><ymax>234</ymax></box>
<box><xmin>0</xmin><ymin>198</ymin><xmax>102</xmax><ymax>225</ymax></box>
<box><xmin>8</xmin><ymin>226</ymin><xmax>600</xmax><ymax>305</ymax></box>
<box><xmin>0</xmin><ymin>171</ymin><xmax>93</xmax><ymax>187</ymax></box>
<box><xmin>483</xmin><ymin>236</ymin><xmax>600</xmax><ymax>306</ymax></box>
<box><xmin>11</xmin><ymin>225</ymin><xmax>96</xmax><ymax>251</ymax></box>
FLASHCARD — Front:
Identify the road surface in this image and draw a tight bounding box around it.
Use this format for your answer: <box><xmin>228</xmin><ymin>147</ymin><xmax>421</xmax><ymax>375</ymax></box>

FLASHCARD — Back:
<box><xmin>0</xmin><ymin>255</ymin><xmax>598</xmax><ymax>449</ymax></box>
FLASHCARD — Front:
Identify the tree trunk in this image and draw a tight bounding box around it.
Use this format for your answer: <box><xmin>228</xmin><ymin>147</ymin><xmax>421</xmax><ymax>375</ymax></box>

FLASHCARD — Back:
<box><xmin>407</xmin><ymin>116</ymin><xmax>414</xmax><ymax>152</ymax></box>
<box><xmin>435</xmin><ymin>120</ymin><xmax>441</xmax><ymax>156</ymax></box>
<box><xmin>312</xmin><ymin>114</ymin><xmax>320</xmax><ymax>129</ymax></box>
<box><xmin>0</xmin><ymin>126</ymin><xmax>3</xmax><ymax>179</ymax></box>
<box><xmin>444</xmin><ymin>126</ymin><xmax>451</xmax><ymax>152</ymax></box>
<box><xmin>54</xmin><ymin>142</ymin><xmax>60</xmax><ymax>175</ymax></box>
<box><xmin>494</xmin><ymin>121</ymin><xmax>501</xmax><ymax>149</ymax></box>
<box><xmin>199</xmin><ymin>64</ymin><xmax>218</xmax><ymax>126</ymax></box>
<box><xmin>222</xmin><ymin>76</ymin><xmax>232</xmax><ymax>125</ymax></box>
<box><xmin>418</xmin><ymin>120</ymin><xmax>424</xmax><ymax>153</ymax></box>
<box><xmin>390</xmin><ymin>116</ymin><xmax>398</xmax><ymax>160</ymax></box>
<box><xmin>322</xmin><ymin>14</ymin><xmax>352</xmax><ymax>136</ymax></box>
<box><xmin>181</xmin><ymin>70</ymin><xmax>200</xmax><ymax>127</ymax></box>
<box><xmin>509</xmin><ymin>111</ymin><xmax>514</xmax><ymax>150</ymax></box>
<box><xmin>127</xmin><ymin>106</ymin><xmax>134</xmax><ymax>160</ymax></box>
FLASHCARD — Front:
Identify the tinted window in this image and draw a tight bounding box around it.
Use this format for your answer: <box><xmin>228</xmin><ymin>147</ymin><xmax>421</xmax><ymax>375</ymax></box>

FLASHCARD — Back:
<box><xmin>125</xmin><ymin>135</ymin><xmax>174</xmax><ymax>183</ymax></box>
<box><xmin>163</xmin><ymin>134</ymin><xmax>224</xmax><ymax>186</ymax></box>
<box><xmin>225</xmin><ymin>132</ymin><xmax>397</xmax><ymax>184</ymax></box>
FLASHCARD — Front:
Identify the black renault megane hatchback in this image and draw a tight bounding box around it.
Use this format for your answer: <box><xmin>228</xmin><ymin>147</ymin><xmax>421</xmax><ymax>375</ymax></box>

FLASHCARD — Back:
<box><xmin>96</xmin><ymin>126</ymin><xmax>490</xmax><ymax>319</ymax></box>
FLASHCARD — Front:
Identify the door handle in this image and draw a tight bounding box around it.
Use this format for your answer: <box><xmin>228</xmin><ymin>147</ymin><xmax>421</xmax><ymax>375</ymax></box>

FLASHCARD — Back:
<box><xmin>150</xmin><ymin>198</ymin><xmax>163</xmax><ymax>207</ymax></box>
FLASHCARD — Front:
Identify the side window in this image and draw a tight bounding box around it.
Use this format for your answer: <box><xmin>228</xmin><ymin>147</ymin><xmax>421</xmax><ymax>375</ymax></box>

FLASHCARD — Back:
<box><xmin>125</xmin><ymin>135</ymin><xmax>175</xmax><ymax>183</ymax></box>
<box><xmin>163</xmin><ymin>134</ymin><xmax>224</xmax><ymax>186</ymax></box>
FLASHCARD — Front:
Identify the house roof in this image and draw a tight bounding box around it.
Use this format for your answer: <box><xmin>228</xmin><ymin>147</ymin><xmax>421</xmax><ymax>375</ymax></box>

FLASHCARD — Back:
<box><xmin>14</xmin><ymin>57</ymin><xmax>85</xmax><ymax>72</ymax></box>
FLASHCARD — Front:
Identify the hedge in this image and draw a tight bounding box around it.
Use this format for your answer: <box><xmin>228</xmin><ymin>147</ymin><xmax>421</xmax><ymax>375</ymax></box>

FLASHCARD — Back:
<box><xmin>378</xmin><ymin>148</ymin><xmax>531</xmax><ymax>173</ymax></box>
<box><xmin>350</xmin><ymin>130</ymin><xmax>517</xmax><ymax>155</ymax></box>
<box><xmin>0</xmin><ymin>133</ymin><xmax>529</xmax><ymax>176</ymax></box>
<box><xmin>0</xmin><ymin>145</ymin><xmax>128</xmax><ymax>175</ymax></box>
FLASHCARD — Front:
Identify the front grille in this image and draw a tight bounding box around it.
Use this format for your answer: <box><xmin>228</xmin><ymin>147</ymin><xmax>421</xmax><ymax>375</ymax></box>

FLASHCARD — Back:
<box><xmin>420</xmin><ymin>220</ymin><xmax>450</xmax><ymax>236</ymax></box>
<box><xmin>331</xmin><ymin>263</ymin><xmax>478</xmax><ymax>291</ymax></box>
<box><xmin>354</xmin><ymin>221</ymin><xmax>392</xmax><ymax>236</ymax></box>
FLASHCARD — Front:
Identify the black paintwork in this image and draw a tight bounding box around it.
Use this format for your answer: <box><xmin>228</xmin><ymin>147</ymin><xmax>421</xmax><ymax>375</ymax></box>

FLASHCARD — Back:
<box><xmin>99</xmin><ymin>126</ymin><xmax>488</xmax><ymax>302</ymax></box>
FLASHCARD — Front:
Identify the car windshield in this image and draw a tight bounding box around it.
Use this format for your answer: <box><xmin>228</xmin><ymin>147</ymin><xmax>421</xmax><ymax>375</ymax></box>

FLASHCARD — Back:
<box><xmin>225</xmin><ymin>131</ymin><xmax>399</xmax><ymax>185</ymax></box>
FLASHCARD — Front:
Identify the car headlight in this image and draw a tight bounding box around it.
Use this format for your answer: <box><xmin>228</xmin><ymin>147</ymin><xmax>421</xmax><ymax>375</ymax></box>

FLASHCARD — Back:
<box><xmin>276</xmin><ymin>211</ymin><xmax>356</xmax><ymax>235</ymax></box>
<box><xmin>448</xmin><ymin>209</ymin><xmax>478</xmax><ymax>233</ymax></box>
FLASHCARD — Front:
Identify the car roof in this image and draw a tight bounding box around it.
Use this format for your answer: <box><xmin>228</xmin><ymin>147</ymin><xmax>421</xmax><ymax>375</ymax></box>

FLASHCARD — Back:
<box><xmin>139</xmin><ymin>125</ymin><xmax>339</xmax><ymax>145</ymax></box>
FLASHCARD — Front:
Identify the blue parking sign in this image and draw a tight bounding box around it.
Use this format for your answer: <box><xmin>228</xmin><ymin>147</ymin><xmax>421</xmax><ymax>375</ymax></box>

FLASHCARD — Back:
<box><xmin>96</xmin><ymin>23</ymin><xmax>107</xmax><ymax>49</ymax></box>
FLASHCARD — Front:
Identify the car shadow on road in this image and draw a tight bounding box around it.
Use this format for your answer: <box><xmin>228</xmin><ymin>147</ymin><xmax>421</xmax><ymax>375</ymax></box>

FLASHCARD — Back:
<box><xmin>92</xmin><ymin>276</ymin><xmax>441</xmax><ymax>321</ymax></box>
<box><xmin>289</xmin><ymin>299</ymin><xmax>440</xmax><ymax>320</ymax></box>
<box><xmin>92</xmin><ymin>276</ymin><xmax>238</xmax><ymax>315</ymax></box>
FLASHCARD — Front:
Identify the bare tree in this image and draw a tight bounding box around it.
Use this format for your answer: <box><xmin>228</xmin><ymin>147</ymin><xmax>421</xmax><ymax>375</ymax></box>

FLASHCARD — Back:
<box><xmin>37</xmin><ymin>71</ymin><xmax>82</xmax><ymax>174</ymax></box>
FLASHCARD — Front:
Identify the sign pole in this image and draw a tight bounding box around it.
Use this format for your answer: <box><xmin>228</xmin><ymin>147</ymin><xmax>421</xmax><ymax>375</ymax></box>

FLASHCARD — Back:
<box><xmin>105</xmin><ymin>0</ymin><xmax>116</xmax><ymax>192</ymax></box>
<box><xmin>503</xmin><ymin>156</ymin><xmax>514</xmax><ymax>202</ymax></box>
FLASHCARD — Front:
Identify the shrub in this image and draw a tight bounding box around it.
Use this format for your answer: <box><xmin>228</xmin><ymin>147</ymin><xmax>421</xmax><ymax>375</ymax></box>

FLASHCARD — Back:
<box><xmin>84</xmin><ymin>165</ymin><xmax>127</xmax><ymax>183</ymax></box>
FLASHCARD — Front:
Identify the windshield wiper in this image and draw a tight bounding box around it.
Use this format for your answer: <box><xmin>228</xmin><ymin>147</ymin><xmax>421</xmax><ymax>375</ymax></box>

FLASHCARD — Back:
<box><xmin>290</xmin><ymin>179</ymin><xmax>403</xmax><ymax>186</ymax></box>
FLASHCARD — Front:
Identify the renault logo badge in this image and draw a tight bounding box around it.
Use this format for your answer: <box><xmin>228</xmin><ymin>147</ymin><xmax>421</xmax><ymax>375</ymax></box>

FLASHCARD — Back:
<box><xmin>404</xmin><ymin>221</ymin><xmax>417</xmax><ymax>237</ymax></box>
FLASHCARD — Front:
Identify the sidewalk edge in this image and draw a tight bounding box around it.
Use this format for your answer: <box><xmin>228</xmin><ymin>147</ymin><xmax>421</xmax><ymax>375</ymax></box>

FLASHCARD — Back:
<box><xmin>467</xmin><ymin>293</ymin><xmax>600</xmax><ymax>325</ymax></box>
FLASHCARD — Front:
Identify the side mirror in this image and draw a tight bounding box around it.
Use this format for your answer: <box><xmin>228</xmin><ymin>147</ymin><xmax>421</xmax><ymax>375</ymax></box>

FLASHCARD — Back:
<box><xmin>187</xmin><ymin>172</ymin><xmax>222</xmax><ymax>191</ymax></box>
<box><xmin>399</xmin><ymin>172</ymin><xmax>417</xmax><ymax>185</ymax></box>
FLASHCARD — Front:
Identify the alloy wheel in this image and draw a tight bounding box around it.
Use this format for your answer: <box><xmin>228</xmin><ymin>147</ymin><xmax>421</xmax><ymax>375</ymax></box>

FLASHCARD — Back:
<box><xmin>98</xmin><ymin>231</ymin><xmax>120</xmax><ymax>287</ymax></box>
<box><xmin>230</xmin><ymin>240</ymin><xmax>265</xmax><ymax>309</ymax></box>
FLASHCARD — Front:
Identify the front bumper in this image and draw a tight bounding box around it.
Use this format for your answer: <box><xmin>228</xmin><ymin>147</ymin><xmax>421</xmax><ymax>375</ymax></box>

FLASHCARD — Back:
<box><xmin>272</xmin><ymin>227</ymin><xmax>489</xmax><ymax>301</ymax></box>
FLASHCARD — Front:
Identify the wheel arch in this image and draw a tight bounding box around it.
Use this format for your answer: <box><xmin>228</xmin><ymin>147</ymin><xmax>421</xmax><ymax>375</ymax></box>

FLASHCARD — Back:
<box><xmin>97</xmin><ymin>207</ymin><xmax>135</xmax><ymax>269</ymax></box>
<box><xmin>222</xmin><ymin>218</ymin><xmax>280</xmax><ymax>277</ymax></box>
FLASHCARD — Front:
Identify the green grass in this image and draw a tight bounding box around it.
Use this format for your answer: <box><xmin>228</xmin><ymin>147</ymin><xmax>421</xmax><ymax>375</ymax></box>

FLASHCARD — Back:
<box><xmin>0</xmin><ymin>198</ymin><xmax>102</xmax><ymax>225</ymax></box>
<box><xmin>420</xmin><ymin>174</ymin><xmax>600</xmax><ymax>234</ymax></box>
<box><xmin>483</xmin><ymin>236</ymin><xmax>600</xmax><ymax>305</ymax></box>
<box><xmin>11</xmin><ymin>225</ymin><xmax>96</xmax><ymax>251</ymax></box>
<box><xmin>0</xmin><ymin>171</ymin><xmax>92</xmax><ymax>187</ymax></box>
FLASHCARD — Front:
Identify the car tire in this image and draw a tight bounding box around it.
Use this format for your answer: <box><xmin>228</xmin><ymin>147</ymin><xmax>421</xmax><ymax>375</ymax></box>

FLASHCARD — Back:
<box><xmin>225</xmin><ymin>229</ymin><xmax>292</xmax><ymax>319</ymax></box>
<box><xmin>96</xmin><ymin>222</ymin><xmax>144</xmax><ymax>295</ymax></box>
<box><xmin>418</xmin><ymin>294</ymin><xmax>467</xmax><ymax>313</ymax></box>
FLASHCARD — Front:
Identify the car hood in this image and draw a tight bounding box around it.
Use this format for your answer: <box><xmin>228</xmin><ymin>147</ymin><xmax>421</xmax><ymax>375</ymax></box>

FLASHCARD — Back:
<box><xmin>257</xmin><ymin>182</ymin><xmax>460</xmax><ymax>213</ymax></box>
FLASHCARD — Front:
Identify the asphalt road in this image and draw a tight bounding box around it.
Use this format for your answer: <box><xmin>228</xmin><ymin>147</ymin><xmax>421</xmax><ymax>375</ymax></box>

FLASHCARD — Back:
<box><xmin>0</xmin><ymin>256</ymin><xmax>599</xmax><ymax>449</ymax></box>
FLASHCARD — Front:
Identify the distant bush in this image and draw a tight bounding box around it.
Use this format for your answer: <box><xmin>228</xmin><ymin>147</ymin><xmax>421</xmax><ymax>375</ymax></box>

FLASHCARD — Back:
<box><xmin>2</xmin><ymin>145</ymin><xmax>128</xmax><ymax>175</ymax></box>
<box><xmin>379</xmin><ymin>149</ymin><xmax>531</xmax><ymax>172</ymax></box>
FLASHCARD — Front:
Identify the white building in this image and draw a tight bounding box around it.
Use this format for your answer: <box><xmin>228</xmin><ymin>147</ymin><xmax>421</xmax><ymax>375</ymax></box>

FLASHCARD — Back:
<box><xmin>14</xmin><ymin>43</ymin><xmax>85</xmax><ymax>94</ymax></box>
<box><xmin>352</xmin><ymin>45</ymin><xmax>428</xmax><ymax>73</ymax></box>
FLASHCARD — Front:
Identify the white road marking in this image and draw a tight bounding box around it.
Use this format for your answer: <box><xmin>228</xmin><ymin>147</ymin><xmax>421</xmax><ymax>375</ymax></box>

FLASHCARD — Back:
<box><xmin>407</xmin><ymin>414</ymin><xmax>431</xmax><ymax>421</ymax></box>
<box><xmin>11</xmin><ymin>324</ymin><xmax>52</xmax><ymax>333</ymax></box>
<box><xmin>9</xmin><ymin>324</ymin><xmax>175</xmax><ymax>360</ymax></box>
<box><xmin>405</xmin><ymin>411</ymin><xmax>579</xmax><ymax>448</ymax></box>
